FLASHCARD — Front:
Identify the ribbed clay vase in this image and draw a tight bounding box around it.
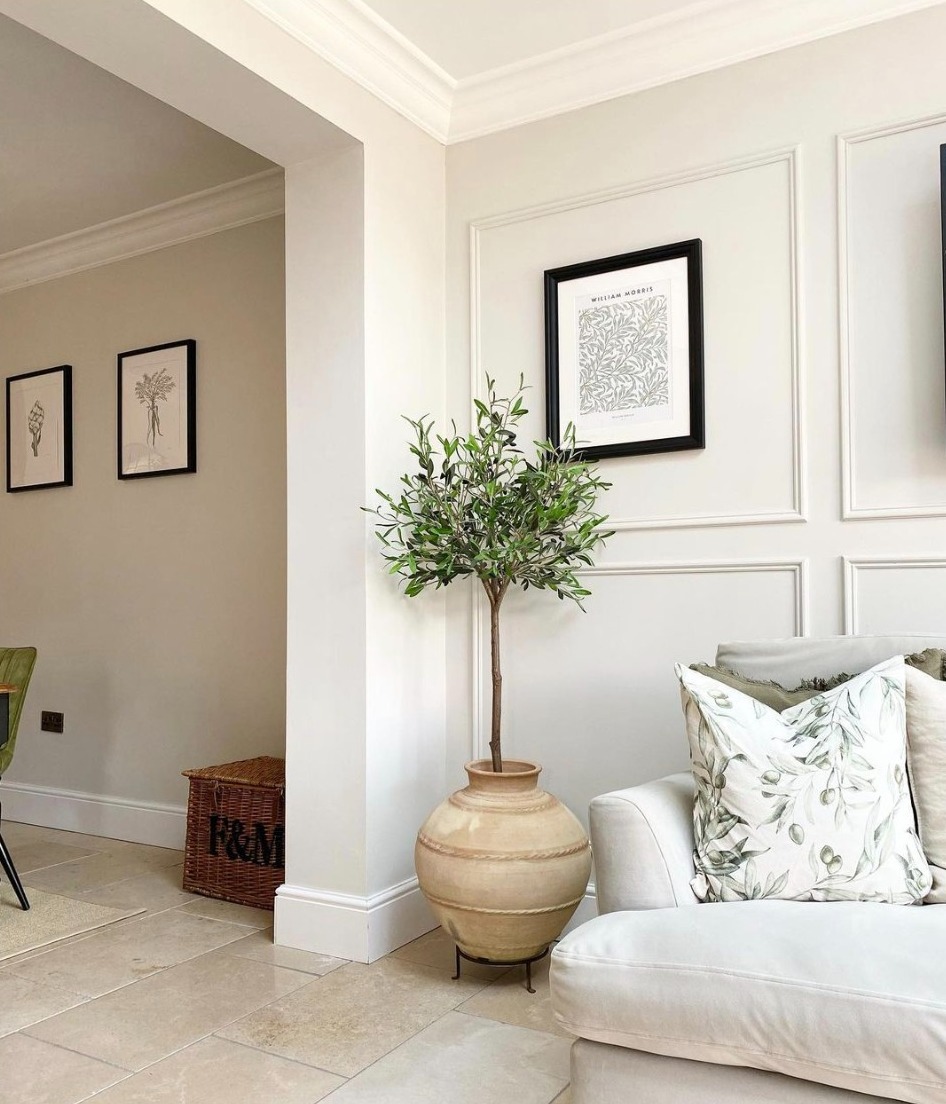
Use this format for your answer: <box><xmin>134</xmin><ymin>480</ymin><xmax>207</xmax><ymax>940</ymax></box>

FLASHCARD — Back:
<box><xmin>415</xmin><ymin>759</ymin><xmax>592</xmax><ymax>961</ymax></box>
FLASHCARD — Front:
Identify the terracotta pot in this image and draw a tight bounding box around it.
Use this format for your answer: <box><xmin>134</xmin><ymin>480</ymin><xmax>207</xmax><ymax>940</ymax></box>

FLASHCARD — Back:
<box><xmin>414</xmin><ymin>759</ymin><xmax>592</xmax><ymax>961</ymax></box>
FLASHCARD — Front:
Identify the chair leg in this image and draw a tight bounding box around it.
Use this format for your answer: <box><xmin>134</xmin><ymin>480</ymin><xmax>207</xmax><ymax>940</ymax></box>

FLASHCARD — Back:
<box><xmin>0</xmin><ymin>800</ymin><xmax>29</xmax><ymax>911</ymax></box>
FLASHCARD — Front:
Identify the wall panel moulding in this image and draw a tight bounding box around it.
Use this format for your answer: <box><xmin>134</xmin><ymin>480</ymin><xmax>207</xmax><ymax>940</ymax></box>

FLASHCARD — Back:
<box><xmin>468</xmin><ymin>147</ymin><xmax>808</xmax><ymax>534</ymax></box>
<box><xmin>470</xmin><ymin>558</ymin><xmax>810</xmax><ymax>759</ymax></box>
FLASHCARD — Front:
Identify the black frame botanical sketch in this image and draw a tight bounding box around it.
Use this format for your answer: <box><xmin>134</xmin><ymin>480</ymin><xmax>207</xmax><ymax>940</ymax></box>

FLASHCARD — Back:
<box><xmin>544</xmin><ymin>239</ymin><xmax>705</xmax><ymax>460</ymax></box>
<box><xmin>5</xmin><ymin>364</ymin><xmax>73</xmax><ymax>493</ymax></box>
<box><xmin>117</xmin><ymin>339</ymin><xmax>196</xmax><ymax>480</ymax></box>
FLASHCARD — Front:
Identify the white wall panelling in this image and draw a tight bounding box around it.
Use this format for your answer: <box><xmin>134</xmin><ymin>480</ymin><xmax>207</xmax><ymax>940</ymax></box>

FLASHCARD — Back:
<box><xmin>470</xmin><ymin>147</ymin><xmax>806</xmax><ymax>531</ymax></box>
<box><xmin>471</xmin><ymin>559</ymin><xmax>808</xmax><ymax>822</ymax></box>
<box><xmin>843</xmin><ymin>557</ymin><xmax>946</xmax><ymax>634</ymax></box>
<box><xmin>839</xmin><ymin>112</ymin><xmax>946</xmax><ymax>519</ymax></box>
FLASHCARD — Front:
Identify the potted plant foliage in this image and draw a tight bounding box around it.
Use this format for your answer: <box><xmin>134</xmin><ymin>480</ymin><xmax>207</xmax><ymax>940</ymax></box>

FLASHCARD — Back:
<box><xmin>369</xmin><ymin>377</ymin><xmax>613</xmax><ymax>964</ymax></box>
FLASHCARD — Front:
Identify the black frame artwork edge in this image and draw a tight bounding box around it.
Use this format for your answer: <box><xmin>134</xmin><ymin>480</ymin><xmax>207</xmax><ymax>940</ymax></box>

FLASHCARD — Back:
<box><xmin>5</xmin><ymin>364</ymin><xmax>73</xmax><ymax>493</ymax></box>
<box><xmin>544</xmin><ymin>238</ymin><xmax>705</xmax><ymax>461</ymax></box>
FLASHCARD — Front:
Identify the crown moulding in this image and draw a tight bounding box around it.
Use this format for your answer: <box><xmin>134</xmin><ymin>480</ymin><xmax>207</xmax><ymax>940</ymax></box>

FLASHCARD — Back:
<box><xmin>0</xmin><ymin>169</ymin><xmax>285</xmax><ymax>295</ymax></box>
<box><xmin>241</xmin><ymin>0</ymin><xmax>946</xmax><ymax>144</ymax></box>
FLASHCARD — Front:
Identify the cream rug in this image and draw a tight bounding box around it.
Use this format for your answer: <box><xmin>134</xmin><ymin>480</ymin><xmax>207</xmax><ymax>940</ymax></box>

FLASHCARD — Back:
<box><xmin>0</xmin><ymin>883</ymin><xmax>143</xmax><ymax>961</ymax></box>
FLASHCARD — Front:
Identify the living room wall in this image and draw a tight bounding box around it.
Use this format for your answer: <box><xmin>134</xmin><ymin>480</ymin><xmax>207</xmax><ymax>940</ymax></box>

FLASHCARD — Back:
<box><xmin>0</xmin><ymin>216</ymin><xmax>286</xmax><ymax>844</ymax></box>
<box><xmin>445</xmin><ymin>4</ymin><xmax>946</xmax><ymax>860</ymax></box>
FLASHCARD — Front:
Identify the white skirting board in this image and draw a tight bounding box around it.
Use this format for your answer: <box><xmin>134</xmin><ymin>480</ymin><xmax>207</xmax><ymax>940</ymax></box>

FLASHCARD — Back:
<box><xmin>275</xmin><ymin>879</ymin><xmax>598</xmax><ymax>963</ymax></box>
<box><xmin>0</xmin><ymin>780</ymin><xmax>186</xmax><ymax>850</ymax></box>
<box><xmin>275</xmin><ymin>877</ymin><xmax>438</xmax><ymax>963</ymax></box>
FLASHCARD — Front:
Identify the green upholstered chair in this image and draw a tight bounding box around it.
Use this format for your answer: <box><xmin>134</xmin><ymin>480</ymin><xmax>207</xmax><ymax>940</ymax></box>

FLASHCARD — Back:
<box><xmin>0</xmin><ymin>647</ymin><xmax>37</xmax><ymax>911</ymax></box>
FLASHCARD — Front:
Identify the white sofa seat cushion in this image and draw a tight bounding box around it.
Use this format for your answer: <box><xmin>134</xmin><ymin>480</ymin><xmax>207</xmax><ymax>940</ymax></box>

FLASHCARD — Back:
<box><xmin>550</xmin><ymin>902</ymin><xmax>946</xmax><ymax>1104</ymax></box>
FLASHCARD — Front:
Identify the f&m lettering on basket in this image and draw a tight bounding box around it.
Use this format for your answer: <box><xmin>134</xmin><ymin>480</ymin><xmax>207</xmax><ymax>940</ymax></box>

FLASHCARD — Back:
<box><xmin>182</xmin><ymin>756</ymin><xmax>285</xmax><ymax>911</ymax></box>
<box><xmin>208</xmin><ymin>815</ymin><xmax>285</xmax><ymax>867</ymax></box>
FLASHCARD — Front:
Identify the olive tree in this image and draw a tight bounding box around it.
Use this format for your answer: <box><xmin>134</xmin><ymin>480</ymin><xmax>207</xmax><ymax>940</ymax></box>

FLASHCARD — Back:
<box><xmin>369</xmin><ymin>377</ymin><xmax>613</xmax><ymax>772</ymax></box>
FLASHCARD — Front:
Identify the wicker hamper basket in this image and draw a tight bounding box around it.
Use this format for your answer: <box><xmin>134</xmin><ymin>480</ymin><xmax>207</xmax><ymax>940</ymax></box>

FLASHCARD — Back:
<box><xmin>182</xmin><ymin>756</ymin><xmax>285</xmax><ymax>910</ymax></box>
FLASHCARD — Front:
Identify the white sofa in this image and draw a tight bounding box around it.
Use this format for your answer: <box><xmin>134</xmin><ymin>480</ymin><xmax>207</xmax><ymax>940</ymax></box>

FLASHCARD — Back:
<box><xmin>550</xmin><ymin>635</ymin><xmax>946</xmax><ymax>1104</ymax></box>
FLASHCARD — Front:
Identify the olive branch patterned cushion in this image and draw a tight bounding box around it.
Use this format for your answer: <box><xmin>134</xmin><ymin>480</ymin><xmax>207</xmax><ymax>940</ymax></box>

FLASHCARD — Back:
<box><xmin>677</xmin><ymin>656</ymin><xmax>931</xmax><ymax>905</ymax></box>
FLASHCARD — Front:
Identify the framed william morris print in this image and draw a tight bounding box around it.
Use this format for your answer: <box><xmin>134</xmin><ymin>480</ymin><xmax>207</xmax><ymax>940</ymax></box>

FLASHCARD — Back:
<box><xmin>6</xmin><ymin>364</ymin><xmax>73</xmax><ymax>492</ymax></box>
<box><xmin>118</xmin><ymin>339</ymin><xmax>196</xmax><ymax>479</ymax></box>
<box><xmin>544</xmin><ymin>239</ymin><xmax>704</xmax><ymax>460</ymax></box>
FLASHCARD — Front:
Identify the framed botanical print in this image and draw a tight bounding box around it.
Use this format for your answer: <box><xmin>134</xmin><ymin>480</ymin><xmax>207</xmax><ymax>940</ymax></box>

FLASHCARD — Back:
<box><xmin>118</xmin><ymin>339</ymin><xmax>196</xmax><ymax>479</ymax></box>
<box><xmin>545</xmin><ymin>239</ymin><xmax>705</xmax><ymax>460</ymax></box>
<box><xmin>6</xmin><ymin>364</ymin><xmax>73</xmax><ymax>492</ymax></box>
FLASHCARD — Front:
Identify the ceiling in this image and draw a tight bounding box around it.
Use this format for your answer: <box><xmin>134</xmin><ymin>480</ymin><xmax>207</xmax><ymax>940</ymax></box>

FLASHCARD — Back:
<box><xmin>245</xmin><ymin>0</ymin><xmax>946</xmax><ymax>141</ymax></box>
<box><xmin>363</xmin><ymin>0</ymin><xmax>699</xmax><ymax>80</ymax></box>
<box><xmin>0</xmin><ymin>14</ymin><xmax>273</xmax><ymax>255</ymax></box>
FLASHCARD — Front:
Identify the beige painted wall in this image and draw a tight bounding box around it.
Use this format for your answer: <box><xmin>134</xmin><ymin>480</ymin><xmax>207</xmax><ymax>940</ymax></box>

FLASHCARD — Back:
<box><xmin>4</xmin><ymin>0</ymin><xmax>449</xmax><ymax>957</ymax></box>
<box><xmin>445</xmin><ymin>4</ymin><xmax>946</xmax><ymax>856</ymax></box>
<box><xmin>0</xmin><ymin>217</ymin><xmax>286</xmax><ymax>823</ymax></box>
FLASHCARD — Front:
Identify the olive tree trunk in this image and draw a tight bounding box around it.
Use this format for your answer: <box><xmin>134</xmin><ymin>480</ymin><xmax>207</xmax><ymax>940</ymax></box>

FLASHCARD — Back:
<box><xmin>485</xmin><ymin>580</ymin><xmax>509</xmax><ymax>773</ymax></box>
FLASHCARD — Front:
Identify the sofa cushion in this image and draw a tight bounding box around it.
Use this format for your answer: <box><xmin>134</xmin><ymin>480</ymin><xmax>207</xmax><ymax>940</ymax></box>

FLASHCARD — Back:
<box><xmin>691</xmin><ymin>648</ymin><xmax>945</xmax><ymax>713</ymax></box>
<box><xmin>716</xmin><ymin>636</ymin><xmax>946</xmax><ymax>686</ymax></box>
<box><xmin>679</xmin><ymin>658</ymin><xmax>930</xmax><ymax>904</ymax></box>
<box><xmin>905</xmin><ymin>666</ymin><xmax>946</xmax><ymax>904</ymax></box>
<box><xmin>551</xmin><ymin>902</ymin><xmax>946</xmax><ymax>1103</ymax></box>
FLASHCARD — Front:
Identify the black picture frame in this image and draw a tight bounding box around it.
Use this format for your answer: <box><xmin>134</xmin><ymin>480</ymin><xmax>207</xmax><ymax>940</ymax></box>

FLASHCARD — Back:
<box><xmin>545</xmin><ymin>239</ymin><xmax>704</xmax><ymax>460</ymax></box>
<box><xmin>117</xmin><ymin>339</ymin><xmax>196</xmax><ymax>480</ymax></box>
<box><xmin>5</xmin><ymin>364</ymin><xmax>73</xmax><ymax>493</ymax></box>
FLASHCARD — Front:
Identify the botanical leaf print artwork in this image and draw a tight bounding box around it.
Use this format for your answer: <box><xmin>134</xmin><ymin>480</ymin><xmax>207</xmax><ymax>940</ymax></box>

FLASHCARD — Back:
<box><xmin>578</xmin><ymin>293</ymin><xmax>669</xmax><ymax>415</ymax></box>
<box><xmin>676</xmin><ymin>657</ymin><xmax>931</xmax><ymax>905</ymax></box>
<box><xmin>134</xmin><ymin>367</ymin><xmax>176</xmax><ymax>449</ymax></box>
<box><xmin>27</xmin><ymin>400</ymin><xmax>44</xmax><ymax>457</ymax></box>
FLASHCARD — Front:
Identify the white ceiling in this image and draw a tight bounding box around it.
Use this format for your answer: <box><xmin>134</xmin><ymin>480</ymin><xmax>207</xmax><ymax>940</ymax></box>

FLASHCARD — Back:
<box><xmin>0</xmin><ymin>14</ymin><xmax>273</xmax><ymax>255</ymax></box>
<box><xmin>363</xmin><ymin>0</ymin><xmax>699</xmax><ymax>79</ymax></box>
<box><xmin>245</xmin><ymin>0</ymin><xmax>946</xmax><ymax>141</ymax></box>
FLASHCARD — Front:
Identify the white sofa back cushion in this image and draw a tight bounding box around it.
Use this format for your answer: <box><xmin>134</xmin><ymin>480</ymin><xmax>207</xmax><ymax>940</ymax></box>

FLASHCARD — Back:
<box><xmin>717</xmin><ymin>635</ymin><xmax>946</xmax><ymax>686</ymax></box>
<box><xmin>905</xmin><ymin>665</ymin><xmax>946</xmax><ymax>904</ymax></box>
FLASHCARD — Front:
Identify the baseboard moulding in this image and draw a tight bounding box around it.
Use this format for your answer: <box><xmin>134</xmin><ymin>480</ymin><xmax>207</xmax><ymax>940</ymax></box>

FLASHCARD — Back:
<box><xmin>1</xmin><ymin>780</ymin><xmax>186</xmax><ymax>850</ymax></box>
<box><xmin>275</xmin><ymin>876</ymin><xmax>437</xmax><ymax>963</ymax></box>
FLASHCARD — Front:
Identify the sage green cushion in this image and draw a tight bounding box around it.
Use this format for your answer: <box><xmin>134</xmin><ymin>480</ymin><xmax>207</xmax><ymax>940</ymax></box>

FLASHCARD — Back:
<box><xmin>0</xmin><ymin>647</ymin><xmax>38</xmax><ymax>778</ymax></box>
<box><xmin>690</xmin><ymin>648</ymin><xmax>945</xmax><ymax>713</ymax></box>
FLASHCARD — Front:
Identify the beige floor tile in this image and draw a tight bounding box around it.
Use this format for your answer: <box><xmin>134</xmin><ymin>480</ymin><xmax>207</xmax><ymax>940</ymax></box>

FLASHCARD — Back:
<box><xmin>0</xmin><ymin>1033</ymin><xmax>127</xmax><ymax>1103</ymax></box>
<box><xmin>0</xmin><ymin>929</ymin><xmax>103</xmax><ymax>972</ymax></box>
<box><xmin>78</xmin><ymin>865</ymin><xmax>195</xmax><ymax>914</ymax></box>
<box><xmin>0</xmin><ymin>972</ymin><xmax>87</xmax><ymax>1036</ymax></box>
<box><xmin>10</xmin><ymin>909</ymin><xmax>252</xmax><ymax>997</ymax></box>
<box><xmin>391</xmin><ymin>926</ymin><xmax>509</xmax><ymax>982</ymax></box>
<box><xmin>0</xmin><ymin>821</ymin><xmax>52</xmax><ymax>846</ymax></box>
<box><xmin>104</xmin><ymin>842</ymin><xmax>183</xmax><ymax>868</ymax></box>
<box><xmin>218</xmin><ymin>929</ymin><xmax>346</xmax><ymax>976</ymax></box>
<box><xmin>86</xmin><ymin>1035</ymin><xmax>344</xmax><ymax>1104</ymax></box>
<box><xmin>177</xmin><ymin>897</ymin><xmax>273</xmax><ymax>928</ymax></box>
<box><xmin>11</xmin><ymin>826</ymin><xmax>181</xmax><ymax>866</ymax></box>
<box><xmin>319</xmin><ymin>1010</ymin><xmax>570</xmax><ymax>1103</ymax></box>
<box><xmin>457</xmin><ymin>955</ymin><xmax>573</xmax><ymax>1038</ymax></box>
<box><xmin>25</xmin><ymin>951</ymin><xmax>310</xmax><ymax>1071</ymax></box>
<box><xmin>24</xmin><ymin>851</ymin><xmax>172</xmax><ymax>896</ymax></box>
<box><xmin>219</xmin><ymin>955</ymin><xmax>489</xmax><ymax>1077</ymax></box>
<box><xmin>6</xmin><ymin>840</ymin><xmax>100</xmax><ymax>875</ymax></box>
<box><xmin>38</xmin><ymin>829</ymin><xmax>183</xmax><ymax>866</ymax></box>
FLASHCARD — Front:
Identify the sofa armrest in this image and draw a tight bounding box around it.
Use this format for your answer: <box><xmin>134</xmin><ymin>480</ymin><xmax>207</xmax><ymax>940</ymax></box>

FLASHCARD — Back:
<box><xmin>590</xmin><ymin>772</ymin><xmax>697</xmax><ymax>913</ymax></box>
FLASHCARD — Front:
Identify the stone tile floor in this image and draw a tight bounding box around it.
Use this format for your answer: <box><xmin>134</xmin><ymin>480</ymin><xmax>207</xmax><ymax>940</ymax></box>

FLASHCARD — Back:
<box><xmin>0</xmin><ymin>822</ymin><xmax>573</xmax><ymax>1104</ymax></box>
